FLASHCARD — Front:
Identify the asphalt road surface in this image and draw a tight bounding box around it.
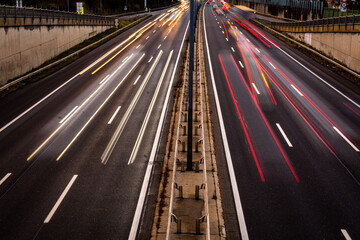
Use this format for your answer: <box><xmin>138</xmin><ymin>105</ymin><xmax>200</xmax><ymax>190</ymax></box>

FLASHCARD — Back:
<box><xmin>204</xmin><ymin>2</ymin><xmax>360</xmax><ymax>240</ymax></box>
<box><xmin>0</xmin><ymin>4</ymin><xmax>189</xmax><ymax>239</ymax></box>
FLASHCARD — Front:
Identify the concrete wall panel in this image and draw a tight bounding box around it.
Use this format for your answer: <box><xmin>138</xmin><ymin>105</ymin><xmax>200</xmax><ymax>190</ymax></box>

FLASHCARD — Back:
<box><xmin>288</xmin><ymin>32</ymin><xmax>360</xmax><ymax>73</ymax></box>
<box><xmin>0</xmin><ymin>24</ymin><xmax>110</xmax><ymax>86</ymax></box>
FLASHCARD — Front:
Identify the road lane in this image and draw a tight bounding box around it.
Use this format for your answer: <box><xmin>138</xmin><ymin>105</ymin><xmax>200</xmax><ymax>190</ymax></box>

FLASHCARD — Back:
<box><xmin>204</xmin><ymin>2</ymin><xmax>360</xmax><ymax>239</ymax></box>
<box><xmin>0</xmin><ymin>4</ymin><xmax>189</xmax><ymax>239</ymax></box>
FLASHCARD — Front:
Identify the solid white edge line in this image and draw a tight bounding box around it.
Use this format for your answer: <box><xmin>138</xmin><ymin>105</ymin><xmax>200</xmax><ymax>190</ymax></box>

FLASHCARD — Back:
<box><xmin>333</xmin><ymin>126</ymin><xmax>359</xmax><ymax>152</ymax></box>
<box><xmin>252</xmin><ymin>83</ymin><xmax>260</xmax><ymax>95</ymax></box>
<box><xmin>277</xmin><ymin>46</ymin><xmax>360</xmax><ymax>109</ymax></box>
<box><xmin>128</xmin><ymin>21</ymin><xmax>190</xmax><ymax>240</ymax></box>
<box><xmin>239</xmin><ymin>60</ymin><xmax>244</xmax><ymax>68</ymax></box>
<box><xmin>291</xmin><ymin>84</ymin><xmax>303</xmax><ymax>96</ymax></box>
<box><xmin>203</xmin><ymin>7</ymin><xmax>249</xmax><ymax>240</ymax></box>
<box><xmin>128</xmin><ymin>50</ymin><xmax>173</xmax><ymax>165</ymax></box>
<box><xmin>100</xmin><ymin>52</ymin><xmax>162</xmax><ymax>164</ymax></box>
<box><xmin>44</xmin><ymin>175</ymin><xmax>78</xmax><ymax>223</ymax></box>
<box><xmin>134</xmin><ymin>75</ymin><xmax>141</xmax><ymax>85</ymax></box>
<box><xmin>0</xmin><ymin>74</ymin><xmax>79</xmax><ymax>132</ymax></box>
<box><xmin>276</xmin><ymin>123</ymin><xmax>293</xmax><ymax>147</ymax></box>
<box><xmin>341</xmin><ymin>229</ymin><xmax>352</xmax><ymax>240</ymax></box>
<box><xmin>108</xmin><ymin>106</ymin><xmax>121</xmax><ymax>125</ymax></box>
<box><xmin>0</xmin><ymin>173</ymin><xmax>11</xmax><ymax>185</ymax></box>
<box><xmin>59</xmin><ymin>106</ymin><xmax>78</xmax><ymax>124</ymax></box>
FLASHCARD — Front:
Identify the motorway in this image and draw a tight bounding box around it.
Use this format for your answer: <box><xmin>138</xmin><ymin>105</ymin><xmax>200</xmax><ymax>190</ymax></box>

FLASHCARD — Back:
<box><xmin>0</xmin><ymin>4</ymin><xmax>189</xmax><ymax>239</ymax></box>
<box><xmin>204</xmin><ymin>2</ymin><xmax>360</xmax><ymax>240</ymax></box>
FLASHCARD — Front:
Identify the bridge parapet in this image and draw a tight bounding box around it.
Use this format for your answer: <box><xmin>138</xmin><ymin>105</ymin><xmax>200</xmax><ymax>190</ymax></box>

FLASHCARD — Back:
<box><xmin>260</xmin><ymin>15</ymin><xmax>360</xmax><ymax>33</ymax></box>
<box><xmin>0</xmin><ymin>5</ymin><xmax>115</xmax><ymax>27</ymax></box>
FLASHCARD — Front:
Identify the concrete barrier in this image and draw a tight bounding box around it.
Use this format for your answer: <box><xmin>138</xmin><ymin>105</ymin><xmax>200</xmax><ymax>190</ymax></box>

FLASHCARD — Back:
<box><xmin>288</xmin><ymin>32</ymin><xmax>360</xmax><ymax>73</ymax></box>
<box><xmin>0</xmin><ymin>15</ymin><xmax>112</xmax><ymax>86</ymax></box>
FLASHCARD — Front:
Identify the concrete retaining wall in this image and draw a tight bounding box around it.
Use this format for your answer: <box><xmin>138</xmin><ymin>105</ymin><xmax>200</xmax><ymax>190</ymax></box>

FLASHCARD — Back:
<box><xmin>288</xmin><ymin>32</ymin><xmax>360</xmax><ymax>73</ymax></box>
<box><xmin>0</xmin><ymin>24</ymin><xmax>111</xmax><ymax>85</ymax></box>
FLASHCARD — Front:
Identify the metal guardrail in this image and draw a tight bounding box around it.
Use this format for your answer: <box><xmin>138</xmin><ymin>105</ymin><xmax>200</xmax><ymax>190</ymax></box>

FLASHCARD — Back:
<box><xmin>0</xmin><ymin>5</ymin><xmax>115</xmax><ymax>24</ymax></box>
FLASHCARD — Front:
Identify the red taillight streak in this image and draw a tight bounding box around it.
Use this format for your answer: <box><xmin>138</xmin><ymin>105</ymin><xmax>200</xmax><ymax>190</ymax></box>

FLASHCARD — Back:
<box><xmin>241</xmin><ymin>18</ymin><xmax>280</xmax><ymax>49</ymax></box>
<box><xmin>221</xmin><ymin>20</ymin><xmax>229</xmax><ymax>39</ymax></box>
<box><xmin>271</xmin><ymin>60</ymin><xmax>360</xmax><ymax>150</ymax></box>
<box><xmin>238</xmin><ymin>38</ymin><xmax>277</xmax><ymax>105</ymax></box>
<box><xmin>259</xmin><ymin>63</ymin><xmax>337</xmax><ymax>154</ymax></box>
<box><xmin>230</xmin><ymin>55</ymin><xmax>300</xmax><ymax>183</ymax></box>
<box><xmin>236</xmin><ymin>41</ymin><xmax>259</xmax><ymax>103</ymax></box>
<box><xmin>219</xmin><ymin>54</ymin><xmax>265</xmax><ymax>182</ymax></box>
<box><xmin>343</xmin><ymin>102</ymin><xmax>360</xmax><ymax>118</ymax></box>
<box><xmin>233</xmin><ymin>18</ymin><xmax>271</xmax><ymax>48</ymax></box>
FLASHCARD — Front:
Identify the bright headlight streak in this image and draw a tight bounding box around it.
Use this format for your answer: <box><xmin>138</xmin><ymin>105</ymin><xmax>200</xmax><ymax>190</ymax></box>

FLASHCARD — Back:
<box><xmin>154</xmin><ymin>13</ymin><xmax>165</xmax><ymax>21</ymax></box>
<box><xmin>27</xmin><ymin>55</ymin><xmax>134</xmax><ymax>161</ymax></box>
<box><xmin>91</xmin><ymin>22</ymin><xmax>156</xmax><ymax>75</ymax></box>
<box><xmin>56</xmin><ymin>54</ymin><xmax>144</xmax><ymax>161</ymax></box>
<box><xmin>79</xmin><ymin>22</ymin><xmax>153</xmax><ymax>75</ymax></box>
<box><xmin>159</xmin><ymin>13</ymin><xmax>170</xmax><ymax>21</ymax></box>
<box><xmin>128</xmin><ymin>50</ymin><xmax>173</xmax><ymax>165</ymax></box>
<box><xmin>101</xmin><ymin>51</ymin><xmax>163</xmax><ymax>164</ymax></box>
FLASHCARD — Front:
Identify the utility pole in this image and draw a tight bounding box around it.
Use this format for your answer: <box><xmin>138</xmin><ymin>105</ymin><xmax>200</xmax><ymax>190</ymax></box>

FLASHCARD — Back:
<box><xmin>187</xmin><ymin>0</ymin><xmax>195</xmax><ymax>170</ymax></box>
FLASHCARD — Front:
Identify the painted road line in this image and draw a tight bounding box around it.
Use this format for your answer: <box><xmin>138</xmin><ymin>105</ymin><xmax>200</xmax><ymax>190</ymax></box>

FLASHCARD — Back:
<box><xmin>99</xmin><ymin>74</ymin><xmax>110</xmax><ymax>84</ymax></box>
<box><xmin>222</xmin><ymin>31</ymin><xmax>224</xmax><ymax>34</ymax></box>
<box><xmin>277</xmin><ymin>47</ymin><xmax>360</xmax><ymax>109</ymax></box>
<box><xmin>0</xmin><ymin>173</ymin><xmax>11</xmax><ymax>185</ymax></box>
<box><xmin>203</xmin><ymin>8</ymin><xmax>249</xmax><ymax>240</ymax></box>
<box><xmin>78</xmin><ymin>21</ymin><xmax>153</xmax><ymax>75</ymax></box>
<box><xmin>276</xmin><ymin>123</ymin><xmax>293</xmax><ymax>147</ymax></box>
<box><xmin>44</xmin><ymin>175</ymin><xmax>78</xmax><ymax>223</ymax></box>
<box><xmin>136</xmin><ymin>44</ymin><xmax>141</xmax><ymax>49</ymax></box>
<box><xmin>158</xmin><ymin>44</ymin><xmax>161</xmax><ymax>49</ymax></box>
<box><xmin>231</xmin><ymin>47</ymin><xmax>235</xmax><ymax>52</ymax></box>
<box><xmin>56</xmin><ymin>54</ymin><xmax>144</xmax><ymax>161</ymax></box>
<box><xmin>128</xmin><ymin>22</ymin><xmax>189</xmax><ymax>240</ymax></box>
<box><xmin>128</xmin><ymin>50</ymin><xmax>173</xmax><ymax>165</ymax></box>
<box><xmin>108</xmin><ymin>106</ymin><xmax>121</xmax><ymax>125</ymax></box>
<box><xmin>28</xmin><ymin>55</ymin><xmax>133</xmax><ymax>161</ymax></box>
<box><xmin>101</xmin><ymin>51</ymin><xmax>163</xmax><ymax>165</ymax></box>
<box><xmin>291</xmin><ymin>84</ymin><xmax>303</xmax><ymax>96</ymax></box>
<box><xmin>226</xmin><ymin>38</ymin><xmax>228</xmax><ymax>41</ymax></box>
<box><xmin>148</xmin><ymin>56</ymin><xmax>153</xmax><ymax>63</ymax></box>
<box><xmin>333</xmin><ymin>126</ymin><xmax>359</xmax><ymax>152</ymax></box>
<box><xmin>0</xmin><ymin>74</ymin><xmax>79</xmax><ymax>133</ymax></box>
<box><xmin>252</xmin><ymin>83</ymin><xmax>260</xmax><ymax>95</ymax></box>
<box><xmin>239</xmin><ymin>61</ymin><xmax>244</xmax><ymax>68</ymax></box>
<box><xmin>341</xmin><ymin>229</ymin><xmax>352</xmax><ymax>240</ymax></box>
<box><xmin>164</xmin><ymin>36</ymin><xmax>167</xmax><ymax>40</ymax></box>
<box><xmin>146</xmin><ymin>36</ymin><xmax>149</xmax><ymax>39</ymax></box>
<box><xmin>269</xmin><ymin>62</ymin><xmax>276</xmax><ymax>69</ymax></box>
<box><xmin>255</xmin><ymin>47</ymin><xmax>260</xmax><ymax>53</ymax></box>
<box><xmin>134</xmin><ymin>75</ymin><xmax>141</xmax><ymax>85</ymax></box>
<box><xmin>59</xmin><ymin>106</ymin><xmax>78</xmax><ymax>124</ymax></box>
<box><xmin>122</xmin><ymin>56</ymin><xmax>129</xmax><ymax>63</ymax></box>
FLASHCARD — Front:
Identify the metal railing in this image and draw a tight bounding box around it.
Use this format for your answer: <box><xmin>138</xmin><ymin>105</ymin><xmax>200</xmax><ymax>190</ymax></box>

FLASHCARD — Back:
<box><xmin>271</xmin><ymin>14</ymin><xmax>360</xmax><ymax>26</ymax></box>
<box><xmin>0</xmin><ymin>5</ymin><xmax>115</xmax><ymax>25</ymax></box>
